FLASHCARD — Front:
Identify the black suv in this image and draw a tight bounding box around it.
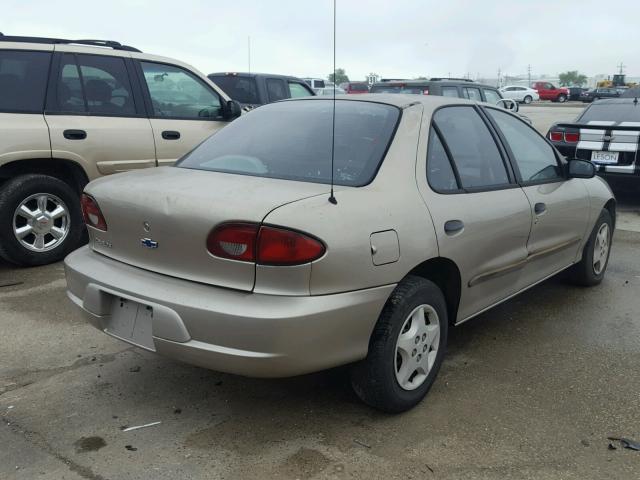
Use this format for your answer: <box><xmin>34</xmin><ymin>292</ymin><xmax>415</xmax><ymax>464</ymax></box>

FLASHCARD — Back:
<box><xmin>208</xmin><ymin>72</ymin><xmax>314</xmax><ymax>110</ymax></box>
<box><xmin>369</xmin><ymin>78</ymin><xmax>505</xmax><ymax>105</ymax></box>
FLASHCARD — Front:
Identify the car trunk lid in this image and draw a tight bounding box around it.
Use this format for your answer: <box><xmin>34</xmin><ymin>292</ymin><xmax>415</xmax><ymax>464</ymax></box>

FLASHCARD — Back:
<box><xmin>85</xmin><ymin>167</ymin><xmax>329</xmax><ymax>291</ymax></box>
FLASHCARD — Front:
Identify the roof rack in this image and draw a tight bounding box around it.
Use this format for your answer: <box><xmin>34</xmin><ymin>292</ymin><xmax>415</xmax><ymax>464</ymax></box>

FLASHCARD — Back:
<box><xmin>0</xmin><ymin>34</ymin><xmax>141</xmax><ymax>52</ymax></box>
<box><xmin>429</xmin><ymin>77</ymin><xmax>474</xmax><ymax>82</ymax></box>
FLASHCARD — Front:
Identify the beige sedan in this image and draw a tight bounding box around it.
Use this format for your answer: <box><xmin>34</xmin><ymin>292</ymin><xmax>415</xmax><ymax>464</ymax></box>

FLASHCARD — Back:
<box><xmin>65</xmin><ymin>94</ymin><xmax>615</xmax><ymax>412</ymax></box>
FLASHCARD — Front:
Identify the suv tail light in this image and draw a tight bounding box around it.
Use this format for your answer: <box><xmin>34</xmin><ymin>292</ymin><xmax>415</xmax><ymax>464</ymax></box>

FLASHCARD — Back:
<box><xmin>564</xmin><ymin>132</ymin><xmax>580</xmax><ymax>143</ymax></box>
<box><xmin>81</xmin><ymin>194</ymin><xmax>107</xmax><ymax>231</ymax></box>
<box><xmin>207</xmin><ymin>223</ymin><xmax>325</xmax><ymax>265</ymax></box>
<box><xmin>549</xmin><ymin>131</ymin><xmax>563</xmax><ymax>142</ymax></box>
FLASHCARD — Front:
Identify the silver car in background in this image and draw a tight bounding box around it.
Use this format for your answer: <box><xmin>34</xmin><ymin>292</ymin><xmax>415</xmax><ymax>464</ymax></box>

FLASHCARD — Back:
<box><xmin>65</xmin><ymin>95</ymin><xmax>615</xmax><ymax>412</ymax></box>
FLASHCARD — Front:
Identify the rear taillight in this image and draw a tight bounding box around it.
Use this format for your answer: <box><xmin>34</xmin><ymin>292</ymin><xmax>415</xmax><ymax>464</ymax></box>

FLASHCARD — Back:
<box><xmin>207</xmin><ymin>223</ymin><xmax>325</xmax><ymax>265</ymax></box>
<box><xmin>257</xmin><ymin>226</ymin><xmax>325</xmax><ymax>265</ymax></box>
<box><xmin>564</xmin><ymin>132</ymin><xmax>580</xmax><ymax>143</ymax></box>
<box><xmin>80</xmin><ymin>194</ymin><xmax>107</xmax><ymax>231</ymax></box>
<box><xmin>206</xmin><ymin>223</ymin><xmax>258</xmax><ymax>262</ymax></box>
<box><xmin>549</xmin><ymin>131</ymin><xmax>563</xmax><ymax>142</ymax></box>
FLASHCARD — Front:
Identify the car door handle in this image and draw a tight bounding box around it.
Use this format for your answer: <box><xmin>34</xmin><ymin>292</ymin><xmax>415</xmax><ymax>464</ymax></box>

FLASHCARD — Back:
<box><xmin>534</xmin><ymin>202</ymin><xmax>547</xmax><ymax>215</ymax></box>
<box><xmin>444</xmin><ymin>220</ymin><xmax>464</xmax><ymax>235</ymax></box>
<box><xmin>161</xmin><ymin>130</ymin><xmax>181</xmax><ymax>140</ymax></box>
<box><xmin>63</xmin><ymin>129</ymin><xmax>86</xmax><ymax>140</ymax></box>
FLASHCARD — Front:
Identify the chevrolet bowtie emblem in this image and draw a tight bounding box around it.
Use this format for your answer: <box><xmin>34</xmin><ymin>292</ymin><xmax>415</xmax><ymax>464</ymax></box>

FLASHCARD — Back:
<box><xmin>140</xmin><ymin>238</ymin><xmax>158</xmax><ymax>249</ymax></box>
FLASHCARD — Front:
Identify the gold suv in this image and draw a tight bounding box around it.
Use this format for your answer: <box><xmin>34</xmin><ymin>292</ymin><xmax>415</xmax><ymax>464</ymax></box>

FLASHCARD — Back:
<box><xmin>0</xmin><ymin>34</ymin><xmax>240</xmax><ymax>266</ymax></box>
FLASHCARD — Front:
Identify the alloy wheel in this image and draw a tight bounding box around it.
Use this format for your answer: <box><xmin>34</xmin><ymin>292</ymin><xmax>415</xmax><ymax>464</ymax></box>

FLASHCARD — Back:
<box><xmin>592</xmin><ymin>223</ymin><xmax>610</xmax><ymax>275</ymax></box>
<box><xmin>12</xmin><ymin>193</ymin><xmax>71</xmax><ymax>252</ymax></box>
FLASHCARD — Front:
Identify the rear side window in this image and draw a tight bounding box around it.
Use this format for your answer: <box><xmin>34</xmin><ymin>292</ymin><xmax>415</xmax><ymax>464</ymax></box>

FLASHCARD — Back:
<box><xmin>210</xmin><ymin>75</ymin><xmax>259</xmax><ymax>104</ymax></box>
<box><xmin>266</xmin><ymin>78</ymin><xmax>287</xmax><ymax>102</ymax></box>
<box><xmin>0</xmin><ymin>50</ymin><xmax>51</xmax><ymax>113</ymax></box>
<box><xmin>178</xmin><ymin>100</ymin><xmax>400</xmax><ymax>186</ymax></box>
<box><xmin>463</xmin><ymin>87</ymin><xmax>482</xmax><ymax>101</ymax></box>
<box><xmin>56</xmin><ymin>54</ymin><xmax>136</xmax><ymax>115</ymax></box>
<box><xmin>427</xmin><ymin>128</ymin><xmax>458</xmax><ymax>192</ymax></box>
<box><xmin>350</xmin><ymin>83</ymin><xmax>369</xmax><ymax>92</ymax></box>
<box><xmin>441</xmin><ymin>86</ymin><xmax>459</xmax><ymax>98</ymax></box>
<box><xmin>288</xmin><ymin>82</ymin><xmax>312</xmax><ymax>98</ymax></box>
<box><xmin>434</xmin><ymin>106</ymin><xmax>510</xmax><ymax>189</ymax></box>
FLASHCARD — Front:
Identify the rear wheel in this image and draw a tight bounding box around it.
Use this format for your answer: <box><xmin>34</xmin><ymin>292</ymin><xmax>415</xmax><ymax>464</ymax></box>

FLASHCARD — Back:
<box><xmin>0</xmin><ymin>174</ymin><xmax>84</xmax><ymax>266</ymax></box>
<box><xmin>523</xmin><ymin>95</ymin><xmax>533</xmax><ymax>104</ymax></box>
<box><xmin>568</xmin><ymin>209</ymin><xmax>612</xmax><ymax>286</ymax></box>
<box><xmin>557</xmin><ymin>94</ymin><xmax>567</xmax><ymax>103</ymax></box>
<box><xmin>350</xmin><ymin>276</ymin><xmax>448</xmax><ymax>413</ymax></box>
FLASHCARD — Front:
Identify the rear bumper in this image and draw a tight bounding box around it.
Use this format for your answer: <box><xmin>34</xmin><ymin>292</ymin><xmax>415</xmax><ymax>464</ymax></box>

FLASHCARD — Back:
<box><xmin>64</xmin><ymin>247</ymin><xmax>395</xmax><ymax>377</ymax></box>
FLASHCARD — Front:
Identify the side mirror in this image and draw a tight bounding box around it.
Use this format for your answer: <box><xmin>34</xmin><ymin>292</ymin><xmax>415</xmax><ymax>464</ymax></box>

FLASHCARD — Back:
<box><xmin>568</xmin><ymin>159</ymin><xmax>596</xmax><ymax>179</ymax></box>
<box><xmin>496</xmin><ymin>98</ymin><xmax>519</xmax><ymax>112</ymax></box>
<box><xmin>222</xmin><ymin>100</ymin><xmax>242</xmax><ymax>120</ymax></box>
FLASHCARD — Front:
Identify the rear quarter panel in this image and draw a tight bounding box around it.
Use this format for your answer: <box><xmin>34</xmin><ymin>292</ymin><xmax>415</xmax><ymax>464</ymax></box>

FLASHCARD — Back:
<box><xmin>263</xmin><ymin>104</ymin><xmax>440</xmax><ymax>295</ymax></box>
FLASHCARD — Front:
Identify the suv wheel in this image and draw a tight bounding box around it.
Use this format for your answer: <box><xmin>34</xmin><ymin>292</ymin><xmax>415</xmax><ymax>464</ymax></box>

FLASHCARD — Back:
<box><xmin>350</xmin><ymin>276</ymin><xmax>448</xmax><ymax>412</ymax></box>
<box><xmin>523</xmin><ymin>95</ymin><xmax>533</xmax><ymax>104</ymax></box>
<box><xmin>557</xmin><ymin>94</ymin><xmax>567</xmax><ymax>103</ymax></box>
<box><xmin>0</xmin><ymin>174</ymin><xmax>84</xmax><ymax>266</ymax></box>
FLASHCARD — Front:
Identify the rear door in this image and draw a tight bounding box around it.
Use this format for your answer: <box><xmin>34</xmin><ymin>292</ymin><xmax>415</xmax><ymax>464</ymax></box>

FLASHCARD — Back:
<box><xmin>137</xmin><ymin>60</ymin><xmax>228</xmax><ymax>167</ymax></box>
<box><xmin>45</xmin><ymin>50</ymin><xmax>156</xmax><ymax>179</ymax></box>
<box><xmin>484</xmin><ymin>107</ymin><xmax>590</xmax><ymax>285</ymax></box>
<box><xmin>417</xmin><ymin>105</ymin><xmax>532</xmax><ymax>321</ymax></box>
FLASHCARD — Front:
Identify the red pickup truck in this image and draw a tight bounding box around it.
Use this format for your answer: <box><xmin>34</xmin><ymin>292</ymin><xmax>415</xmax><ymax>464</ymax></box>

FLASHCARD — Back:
<box><xmin>532</xmin><ymin>82</ymin><xmax>569</xmax><ymax>103</ymax></box>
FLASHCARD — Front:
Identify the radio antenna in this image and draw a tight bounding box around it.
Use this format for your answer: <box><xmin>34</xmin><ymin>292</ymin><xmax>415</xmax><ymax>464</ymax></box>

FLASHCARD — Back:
<box><xmin>328</xmin><ymin>0</ymin><xmax>338</xmax><ymax>205</ymax></box>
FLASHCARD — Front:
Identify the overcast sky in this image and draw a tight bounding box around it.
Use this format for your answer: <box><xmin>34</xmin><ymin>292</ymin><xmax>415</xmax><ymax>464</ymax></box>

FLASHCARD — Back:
<box><xmin>4</xmin><ymin>0</ymin><xmax>639</xmax><ymax>81</ymax></box>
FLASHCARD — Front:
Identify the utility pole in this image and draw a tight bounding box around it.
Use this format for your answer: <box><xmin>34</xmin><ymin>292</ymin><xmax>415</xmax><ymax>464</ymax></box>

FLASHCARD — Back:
<box><xmin>497</xmin><ymin>67</ymin><xmax>501</xmax><ymax>87</ymax></box>
<box><xmin>617</xmin><ymin>62</ymin><xmax>626</xmax><ymax>75</ymax></box>
<box><xmin>248</xmin><ymin>36</ymin><xmax>251</xmax><ymax>73</ymax></box>
<box><xmin>527</xmin><ymin>64</ymin><xmax>532</xmax><ymax>87</ymax></box>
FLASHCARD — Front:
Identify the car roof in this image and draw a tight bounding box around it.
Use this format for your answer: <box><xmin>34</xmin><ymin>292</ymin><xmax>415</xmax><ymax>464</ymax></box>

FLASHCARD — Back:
<box><xmin>209</xmin><ymin>72</ymin><xmax>306</xmax><ymax>82</ymax></box>
<box><xmin>284</xmin><ymin>93</ymin><xmax>482</xmax><ymax>112</ymax></box>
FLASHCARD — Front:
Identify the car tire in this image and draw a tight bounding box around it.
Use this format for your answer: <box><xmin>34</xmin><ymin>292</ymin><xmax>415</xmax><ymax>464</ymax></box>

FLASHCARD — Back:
<box><xmin>350</xmin><ymin>275</ymin><xmax>448</xmax><ymax>413</ymax></box>
<box><xmin>557</xmin><ymin>94</ymin><xmax>567</xmax><ymax>103</ymax></box>
<box><xmin>0</xmin><ymin>174</ymin><xmax>84</xmax><ymax>267</ymax></box>
<box><xmin>567</xmin><ymin>209</ymin><xmax>613</xmax><ymax>287</ymax></box>
<box><xmin>523</xmin><ymin>95</ymin><xmax>533</xmax><ymax>104</ymax></box>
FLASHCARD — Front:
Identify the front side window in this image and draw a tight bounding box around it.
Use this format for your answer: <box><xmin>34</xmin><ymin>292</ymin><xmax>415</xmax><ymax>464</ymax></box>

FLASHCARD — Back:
<box><xmin>141</xmin><ymin>62</ymin><xmax>221</xmax><ymax>119</ymax></box>
<box><xmin>433</xmin><ymin>106</ymin><xmax>510</xmax><ymax>189</ymax></box>
<box><xmin>56</xmin><ymin>54</ymin><xmax>136</xmax><ymax>115</ymax></box>
<box><xmin>463</xmin><ymin>87</ymin><xmax>482</xmax><ymax>101</ymax></box>
<box><xmin>288</xmin><ymin>82</ymin><xmax>312</xmax><ymax>98</ymax></box>
<box><xmin>483</xmin><ymin>89</ymin><xmax>501</xmax><ymax>104</ymax></box>
<box><xmin>178</xmin><ymin>100</ymin><xmax>400</xmax><ymax>186</ymax></box>
<box><xmin>427</xmin><ymin>128</ymin><xmax>458</xmax><ymax>192</ymax></box>
<box><xmin>0</xmin><ymin>50</ymin><xmax>51</xmax><ymax>113</ymax></box>
<box><xmin>266</xmin><ymin>78</ymin><xmax>287</xmax><ymax>102</ymax></box>
<box><xmin>486</xmin><ymin>108</ymin><xmax>562</xmax><ymax>183</ymax></box>
<box><xmin>441</xmin><ymin>86</ymin><xmax>459</xmax><ymax>97</ymax></box>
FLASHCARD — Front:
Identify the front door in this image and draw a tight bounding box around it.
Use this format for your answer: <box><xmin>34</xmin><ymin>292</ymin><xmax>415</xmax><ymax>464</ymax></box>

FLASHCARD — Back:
<box><xmin>417</xmin><ymin>106</ymin><xmax>533</xmax><ymax>322</ymax></box>
<box><xmin>137</xmin><ymin>61</ymin><xmax>228</xmax><ymax>167</ymax></box>
<box><xmin>45</xmin><ymin>51</ymin><xmax>156</xmax><ymax>180</ymax></box>
<box><xmin>484</xmin><ymin>107</ymin><xmax>590</xmax><ymax>286</ymax></box>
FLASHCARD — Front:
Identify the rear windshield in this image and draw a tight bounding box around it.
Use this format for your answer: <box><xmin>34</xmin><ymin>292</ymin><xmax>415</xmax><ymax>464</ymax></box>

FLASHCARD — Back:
<box><xmin>370</xmin><ymin>84</ymin><xmax>425</xmax><ymax>94</ymax></box>
<box><xmin>209</xmin><ymin>75</ymin><xmax>259</xmax><ymax>104</ymax></box>
<box><xmin>578</xmin><ymin>102</ymin><xmax>640</xmax><ymax>123</ymax></box>
<box><xmin>178</xmin><ymin>100</ymin><xmax>400</xmax><ymax>186</ymax></box>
